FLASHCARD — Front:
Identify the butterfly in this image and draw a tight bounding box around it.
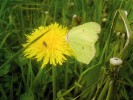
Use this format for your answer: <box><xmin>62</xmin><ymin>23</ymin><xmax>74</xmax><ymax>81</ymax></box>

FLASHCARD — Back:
<box><xmin>67</xmin><ymin>22</ymin><xmax>101</xmax><ymax>64</ymax></box>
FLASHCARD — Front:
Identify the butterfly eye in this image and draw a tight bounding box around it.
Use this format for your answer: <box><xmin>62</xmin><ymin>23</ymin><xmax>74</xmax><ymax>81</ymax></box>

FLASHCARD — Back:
<box><xmin>43</xmin><ymin>41</ymin><xmax>47</xmax><ymax>46</ymax></box>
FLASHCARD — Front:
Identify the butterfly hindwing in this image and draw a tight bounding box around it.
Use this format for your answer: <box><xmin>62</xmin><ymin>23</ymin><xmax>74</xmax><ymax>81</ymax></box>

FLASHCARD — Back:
<box><xmin>69</xmin><ymin>41</ymin><xmax>96</xmax><ymax>64</ymax></box>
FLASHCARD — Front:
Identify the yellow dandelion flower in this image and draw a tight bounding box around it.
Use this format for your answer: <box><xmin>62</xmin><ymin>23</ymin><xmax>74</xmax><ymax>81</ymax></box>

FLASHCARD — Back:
<box><xmin>23</xmin><ymin>23</ymin><xmax>72</xmax><ymax>67</ymax></box>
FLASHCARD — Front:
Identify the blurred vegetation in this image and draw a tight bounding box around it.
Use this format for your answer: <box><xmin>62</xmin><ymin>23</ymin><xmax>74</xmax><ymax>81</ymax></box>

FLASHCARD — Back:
<box><xmin>0</xmin><ymin>0</ymin><xmax>133</xmax><ymax>100</ymax></box>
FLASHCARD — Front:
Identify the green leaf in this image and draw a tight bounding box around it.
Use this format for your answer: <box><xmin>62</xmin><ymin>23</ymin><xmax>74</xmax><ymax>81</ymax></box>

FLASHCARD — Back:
<box><xmin>83</xmin><ymin>64</ymin><xmax>101</xmax><ymax>86</ymax></box>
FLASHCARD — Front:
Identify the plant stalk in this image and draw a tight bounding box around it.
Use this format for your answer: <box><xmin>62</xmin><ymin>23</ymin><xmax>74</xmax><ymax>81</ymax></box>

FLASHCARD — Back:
<box><xmin>97</xmin><ymin>79</ymin><xmax>109</xmax><ymax>100</ymax></box>
<box><xmin>52</xmin><ymin>66</ymin><xmax>57</xmax><ymax>100</ymax></box>
<box><xmin>106</xmin><ymin>81</ymin><xmax>114</xmax><ymax>100</ymax></box>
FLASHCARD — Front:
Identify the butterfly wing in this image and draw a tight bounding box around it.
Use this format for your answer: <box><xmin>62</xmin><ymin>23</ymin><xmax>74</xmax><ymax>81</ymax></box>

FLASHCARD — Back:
<box><xmin>69</xmin><ymin>41</ymin><xmax>96</xmax><ymax>64</ymax></box>
<box><xmin>67</xmin><ymin>22</ymin><xmax>101</xmax><ymax>44</ymax></box>
<box><xmin>67</xmin><ymin>22</ymin><xmax>101</xmax><ymax>64</ymax></box>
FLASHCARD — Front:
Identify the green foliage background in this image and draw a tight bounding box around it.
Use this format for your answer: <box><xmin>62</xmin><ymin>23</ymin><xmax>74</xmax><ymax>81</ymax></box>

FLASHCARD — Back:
<box><xmin>0</xmin><ymin>0</ymin><xmax>133</xmax><ymax>100</ymax></box>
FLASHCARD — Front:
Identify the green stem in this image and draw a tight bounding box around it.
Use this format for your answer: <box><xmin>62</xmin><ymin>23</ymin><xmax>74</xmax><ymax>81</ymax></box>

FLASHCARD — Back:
<box><xmin>81</xmin><ymin>0</ymin><xmax>86</xmax><ymax>22</ymax></box>
<box><xmin>93</xmin><ymin>75</ymin><xmax>107</xmax><ymax>99</ymax></box>
<box><xmin>98</xmin><ymin>79</ymin><xmax>109</xmax><ymax>100</ymax></box>
<box><xmin>65</xmin><ymin>62</ymin><xmax>68</xmax><ymax>89</ymax></box>
<box><xmin>53</xmin><ymin>0</ymin><xmax>58</xmax><ymax>21</ymax></box>
<box><xmin>59</xmin><ymin>85</ymin><xmax>76</xmax><ymax>99</ymax></box>
<box><xmin>78</xmin><ymin>63</ymin><xmax>101</xmax><ymax>83</ymax></box>
<box><xmin>59</xmin><ymin>63</ymin><xmax>102</xmax><ymax>99</ymax></box>
<box><xmin>30</xmin><ymin>67</ymin><xmax>45</xmax><ymax>91</ymax></box>
<box><xmin>73</xmin><ymin>75</ymin><xmax>105</xmax><ymax>100</ymax></box>
<box><xmin>52</xmin><ymin>66</ymin><xmax>57</xmax><ymax>100</ymax></box>
<box><xmin>106</xmin><ymin>81</ymin><xmax>114</xmax><ymax>100</ymax></box>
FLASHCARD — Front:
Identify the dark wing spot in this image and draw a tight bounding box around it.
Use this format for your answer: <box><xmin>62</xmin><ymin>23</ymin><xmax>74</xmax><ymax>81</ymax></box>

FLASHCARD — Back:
<box><xmin>82</xmin><ymin>46</ymin><xmax>84</xmax><ymax>49</ymax></box>
<box><xmin>43</xmin><ymin>41</ymin><xmax>47</xmax><ymax>46</ymax></box>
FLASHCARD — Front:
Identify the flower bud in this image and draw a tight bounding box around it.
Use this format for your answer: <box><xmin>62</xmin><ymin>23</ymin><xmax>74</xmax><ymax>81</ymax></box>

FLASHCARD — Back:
<box><xmin>110</xmin><ymin>57</ymin><xmax>122</xmax><ymax>66</ymax></box>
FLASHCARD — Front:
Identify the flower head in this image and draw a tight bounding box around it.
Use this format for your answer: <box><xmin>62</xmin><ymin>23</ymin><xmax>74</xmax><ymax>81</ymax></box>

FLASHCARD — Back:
<box><xmin>110</xmin><ymin>57</ymin><xmax>123</xmax><ymax>66</ymax></box>
<box><xmin>23</xmin><ymin>23</ymin><xmax>72</xmax><ymax>67</ymax></box>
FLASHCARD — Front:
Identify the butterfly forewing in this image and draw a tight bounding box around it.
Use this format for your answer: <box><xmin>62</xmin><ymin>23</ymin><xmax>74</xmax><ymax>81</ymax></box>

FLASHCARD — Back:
<box><xmin>68</xmin><ymin>22</ymin><xmax>100</xmax><ymax>44</ymax></box>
